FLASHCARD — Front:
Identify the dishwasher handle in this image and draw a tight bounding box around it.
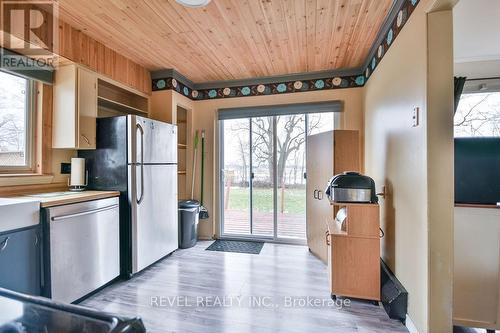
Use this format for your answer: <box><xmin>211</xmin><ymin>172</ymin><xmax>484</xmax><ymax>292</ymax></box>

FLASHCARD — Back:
<box><xmin>51</xmin><ymin>204</ymin><xmax>119</xmax><ymax>222</ymax></box>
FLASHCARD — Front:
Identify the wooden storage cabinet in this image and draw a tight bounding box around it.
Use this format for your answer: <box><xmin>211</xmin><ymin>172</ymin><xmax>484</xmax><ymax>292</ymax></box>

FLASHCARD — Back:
<box><xmin>53</xmin><ymin>65</ymin><xmax>97</xmax><ymax>149</ymax></box>
<box><xmin>177</xmin><ymin>106</ymin><xmax>189</xmax><ymax>200</ymax></box>
<box><xmin>328</xmin><ymin>204</ymin><xmax>380</xmax><ymax>301</ymax></box>
<box><xmin>306</xmin><ymin>130</ymin><xmax>360</xmax><ymax>263</ymax></box>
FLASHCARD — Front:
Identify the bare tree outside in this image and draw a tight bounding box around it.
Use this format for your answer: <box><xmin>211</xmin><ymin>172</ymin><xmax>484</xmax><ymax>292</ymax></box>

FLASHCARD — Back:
<box><xmin>231</xmin><ymin>116</ymin><xmax>322</xmax><ymax>185</ymax></box>
<box><xmin>0</xmin><ymin>71</ymin><xmax>28</xmax><ymax>166</ymax></box>
<box><xmin>222</xmin><ymin>113</ymin><xmax>334</xmax><ymax>238</ymax></box>
<box><xmin>455</xmin><ymin>93</ymin><xmax>500</xmax><ymax>137</ymax></box>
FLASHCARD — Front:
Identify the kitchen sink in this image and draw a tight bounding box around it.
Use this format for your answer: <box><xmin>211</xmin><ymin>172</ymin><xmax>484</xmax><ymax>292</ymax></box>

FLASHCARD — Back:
<box><xmin>0</xmin><ymin>198</ymin><xmax>40</xmax><ymax>233</ymax></box>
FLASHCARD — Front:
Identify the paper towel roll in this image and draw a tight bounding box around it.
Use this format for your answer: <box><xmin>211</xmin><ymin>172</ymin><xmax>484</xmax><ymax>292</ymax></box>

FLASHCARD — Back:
<box><xmin>70</xmin><ymin>158</ymin><xmax>86</xmax><ymax>187</ymax></box>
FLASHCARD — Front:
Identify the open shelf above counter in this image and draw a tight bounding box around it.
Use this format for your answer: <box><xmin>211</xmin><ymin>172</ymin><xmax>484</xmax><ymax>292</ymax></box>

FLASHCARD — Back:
<box><xmin>97</xmin><ymin>78</ymin><xmax>149</xmax><ymax>115</ymax></box>
<box><xmin>98</xmin><ymin>96</ymin><xmax>147</xmax><ymax>116</ymax></box>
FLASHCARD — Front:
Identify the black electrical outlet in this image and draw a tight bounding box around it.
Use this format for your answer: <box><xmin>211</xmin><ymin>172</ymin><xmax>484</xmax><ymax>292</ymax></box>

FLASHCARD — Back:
<box><xmin>61</xmin><ymin>163</ymin><xmax>71</xmax><ymax>174</ymax></box>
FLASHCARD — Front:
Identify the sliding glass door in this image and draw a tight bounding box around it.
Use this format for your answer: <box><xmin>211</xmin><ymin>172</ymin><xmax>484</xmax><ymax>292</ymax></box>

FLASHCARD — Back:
<box><xmin>221</xmin><ymin>118</ymin><xmax>251</xmax><ymax>235</ymax></box>
<box><xmin>251</xmin><ymin>117</ymin><xmax>274</xmax><ymax>237</ymax></box>
<box><xmin>276</xmin><ymin>114</ymin><xmax>307</xmax><ymax>239</ymax></box>
<box><xmin>220</xmin><ymin>110</ymin><xmax>335</xmax><ymax>243</ymax></box>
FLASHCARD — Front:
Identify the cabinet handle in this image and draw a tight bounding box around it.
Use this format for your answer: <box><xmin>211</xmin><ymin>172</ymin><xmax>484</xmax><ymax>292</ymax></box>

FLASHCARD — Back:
<box><xmin>34</xmin><ymin>233</ymin><xmax>39</xmax><ymax>246</ymax></box>
<box><xmin>81</xmin><ymin>134</ymin><xmax>91</xmax><ymax>146</ymax></box>
<box><xmin>51</xmin><ymin>204</ymin><xmax>119</xmax><ymax>221</ymax></box>
<box><xmin>318</xmin><ymin>190</ymin><xmax>323</xmax><ymax>200</ymax></box>
<box><xmin>325</xmin><ymin>231</ymin><xmax>330</xmax><ymax>246</ymax></box>
<box><xmin>313</xmin><ymin>189</ymin><xmax>318</xmax><ymax>199</ymax></box>
<box><xmin>0</xmin><ymin>236</ymin><xmax>9</xmax><ymax>252</ymax></box>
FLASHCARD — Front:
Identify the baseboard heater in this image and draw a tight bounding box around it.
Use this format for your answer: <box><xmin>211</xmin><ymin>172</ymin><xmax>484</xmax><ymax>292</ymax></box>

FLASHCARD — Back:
<box><xmin>381</xmin><ymin>260</ymin><xmax>408</xmax><ymax>324</ymax></box>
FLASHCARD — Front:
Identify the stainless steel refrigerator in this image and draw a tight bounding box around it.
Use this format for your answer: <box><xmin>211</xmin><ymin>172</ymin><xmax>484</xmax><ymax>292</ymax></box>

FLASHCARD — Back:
<box><xmin>79</xmin><ymin>115</ymin><xmax>178</xmax><ymax>277</ymax></box>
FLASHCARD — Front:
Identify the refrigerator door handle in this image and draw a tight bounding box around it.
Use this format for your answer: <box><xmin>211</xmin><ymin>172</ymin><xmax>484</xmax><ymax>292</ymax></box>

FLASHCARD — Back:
<box><xmin>136</xmin><ymin>123</ymin><xmax>145</xmax><ymax>204</ymax></box>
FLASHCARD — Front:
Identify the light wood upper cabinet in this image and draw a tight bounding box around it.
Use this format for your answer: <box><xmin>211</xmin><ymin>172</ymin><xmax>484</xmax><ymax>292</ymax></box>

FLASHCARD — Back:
<box><xmin>53</xmin><ymin>65</ymin><xmax>97</xmax><ymax>149</ymax></box>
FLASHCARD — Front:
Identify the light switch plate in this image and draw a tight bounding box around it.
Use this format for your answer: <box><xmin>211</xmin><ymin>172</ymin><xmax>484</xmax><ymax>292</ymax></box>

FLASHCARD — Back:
<box><xmin>412</xmin><ymin>107</ymin><xmax>420</xmax><ymax>127</ymax></box>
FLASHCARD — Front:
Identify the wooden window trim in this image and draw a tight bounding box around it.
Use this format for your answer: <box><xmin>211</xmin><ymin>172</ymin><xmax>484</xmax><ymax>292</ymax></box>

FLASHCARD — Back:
<box><xmin>0</xmin><ymin>77</ymin><xmax>36</xmax><ymax>174</ymax></box>
<box><xmin>0</xmin><ymin>81</ymin><xmax>53</xmax><ymax>178</ymax></box>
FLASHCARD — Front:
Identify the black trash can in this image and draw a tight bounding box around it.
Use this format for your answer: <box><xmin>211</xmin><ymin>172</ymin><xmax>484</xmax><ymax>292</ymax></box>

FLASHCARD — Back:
<box><xmin>178</xmin><ymin>200</ymin><xmax>200</xmax><ymax>249</ymax></box>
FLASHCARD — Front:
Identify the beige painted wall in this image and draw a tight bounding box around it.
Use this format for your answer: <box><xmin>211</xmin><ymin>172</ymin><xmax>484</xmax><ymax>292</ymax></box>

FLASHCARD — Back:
<box><xmin>365</xmin><ymin>0</ymin><xmax>428</xmax><ymax>330</ymax></box>
<box><xmin>364</xmin><ymin>1</ymin><xmax>429</xmax><ymax>327</ymax></box>
<box><xmin>152</xmin><ymin>88</ymin><xmax>365</xmax><ymax>239</ymax></box>
<box><xmin>454</xmin><ymin>207</ymin><xmax>500</xmax><ymax>329</ymax></box>
<box><xmin>364</xmin><ymin>0</ymin><xmax>454</xmax><ymax>332</ymax></box>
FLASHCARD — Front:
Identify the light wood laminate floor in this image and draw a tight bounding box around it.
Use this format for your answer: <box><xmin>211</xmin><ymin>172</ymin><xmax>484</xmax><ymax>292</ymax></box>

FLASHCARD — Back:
<box><xmin>81</xmin><ymin>241</ymin><xmax>408</xmax><ymax>333</ymax></box>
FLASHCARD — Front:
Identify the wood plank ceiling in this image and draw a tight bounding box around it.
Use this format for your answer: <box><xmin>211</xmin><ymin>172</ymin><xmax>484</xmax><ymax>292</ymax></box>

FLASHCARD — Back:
<box><xmin>57</xmin><ymin>0</ymin><xmax>393</xmax><ymax>83</ymax></box>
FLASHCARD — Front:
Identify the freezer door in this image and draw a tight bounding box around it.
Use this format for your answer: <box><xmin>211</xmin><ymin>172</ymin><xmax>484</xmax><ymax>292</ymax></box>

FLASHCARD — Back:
<box><xmin>129</xmin><ymin>164</ymin><xmax>178</xmax><ymax>273</ymax></box>
<box><xmin>128</xmin><ymin>115</ymin><xmax>177</xmax><ymax>164</ymax></box>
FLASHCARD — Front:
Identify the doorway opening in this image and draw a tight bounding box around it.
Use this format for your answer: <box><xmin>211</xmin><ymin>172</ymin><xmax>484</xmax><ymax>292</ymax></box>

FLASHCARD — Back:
<box><xmin>219</xmin><ymin>108</ymin><xmax>336</xmax><ymax>243</ymax></box>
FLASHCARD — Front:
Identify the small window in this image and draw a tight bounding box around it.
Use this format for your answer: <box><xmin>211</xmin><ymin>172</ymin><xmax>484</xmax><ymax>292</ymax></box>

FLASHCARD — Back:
<box><xmin>0</xmin><ymin>71</ymin><xmax>35</xmax><ymax>172</ymax></box>
<box><xmin>454</xmin><ymin>92</ymin><xmax>500</xmax><ymax>137</ymax></box>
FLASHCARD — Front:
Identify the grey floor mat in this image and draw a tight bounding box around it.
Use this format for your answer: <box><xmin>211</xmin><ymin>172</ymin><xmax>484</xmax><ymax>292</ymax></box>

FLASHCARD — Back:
<box><xmin>206</xmin><ymin>240</ymin><xmax>264</xmax><ymax>254</ymax></box>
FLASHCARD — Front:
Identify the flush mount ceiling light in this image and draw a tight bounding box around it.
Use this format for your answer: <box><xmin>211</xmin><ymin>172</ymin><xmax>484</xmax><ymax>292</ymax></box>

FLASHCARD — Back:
<box><xmin>175</xmin><ymin>0</ymin><xmax>212</xmax><ymax>8</ymax></box>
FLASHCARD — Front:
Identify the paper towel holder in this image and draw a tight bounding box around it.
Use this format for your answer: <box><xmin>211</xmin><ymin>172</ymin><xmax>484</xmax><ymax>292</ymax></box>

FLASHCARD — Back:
<box><xmin>68</xmin><ymin>157</ymin><xmax>88</xmax><ymax>192</ymax></box>
<box><xmin>68</xmin><ymin>170</ymin><xmax>88</xmax><ymax>191</ymax></box>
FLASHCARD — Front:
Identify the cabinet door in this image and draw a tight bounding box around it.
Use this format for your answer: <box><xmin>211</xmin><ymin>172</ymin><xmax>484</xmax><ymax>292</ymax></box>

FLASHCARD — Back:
<box><xmin>333</xmin><ymin>130</ymin><xmax>360</xmax><ymax>174</ymax></box>
<box><xmin>332</xmin><ymin>236</ymin><xmax>380</xmax><ymax>300</ymax></box>
<box><xmin>0</xmin><ymin>227</ymin><xmax>41</xmax><ymax>295</ymax></box>
<box><xmin>53</xmin><ymin>65</ymin><xmax>78</xmax><ymax>148</ymax></box>
<box><xmin>306</xmin><ymin>131</ymin><xmax>334</xmax><ymax>263</ymax></box>
<box><xmin>77</xmin><ymin>68</ymin><xmax>97</xmax><ymax>149</ymax></box>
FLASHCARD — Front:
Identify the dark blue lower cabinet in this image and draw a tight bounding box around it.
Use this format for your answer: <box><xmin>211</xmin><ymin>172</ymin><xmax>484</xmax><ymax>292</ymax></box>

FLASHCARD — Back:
<box><xmin>0</xmin><ymin>226</ymin><xmax>41</xmax><ymax>296</ymax></box>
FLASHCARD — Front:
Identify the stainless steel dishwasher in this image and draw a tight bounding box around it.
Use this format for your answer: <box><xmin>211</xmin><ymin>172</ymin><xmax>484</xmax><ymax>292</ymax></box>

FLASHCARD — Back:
<box><xmin>43</xmin><ymin>197</ymin><xmax>120</xmax><ymax>303</ymax></box>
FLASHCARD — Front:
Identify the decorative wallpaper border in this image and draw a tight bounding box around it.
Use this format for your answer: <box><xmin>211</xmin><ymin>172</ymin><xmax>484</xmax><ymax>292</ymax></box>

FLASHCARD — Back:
<box><xmin>364</xmin><ymin>0</ymin><xmax>420</xmax><ymax>81</ymax></box>
<box><xmin>152</xmin><ymin>74</ymin><xmax>365</xmax><ymax>100</ymax></box>
<box><xmin>151</xmin><ymin>0</ymin><xmax>420</xmax><ymax>100</ymax></box>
